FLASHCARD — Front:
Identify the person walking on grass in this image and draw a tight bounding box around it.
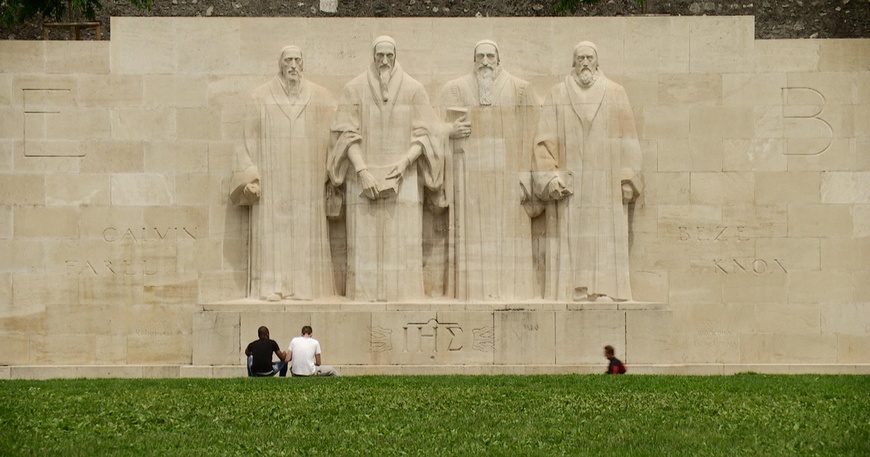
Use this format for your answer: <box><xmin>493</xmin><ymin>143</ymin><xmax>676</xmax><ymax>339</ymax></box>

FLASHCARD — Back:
<box><xmin>604</xmin><ymin>344</ymin><xmax>626</xmax><ymax>375</ymax></box>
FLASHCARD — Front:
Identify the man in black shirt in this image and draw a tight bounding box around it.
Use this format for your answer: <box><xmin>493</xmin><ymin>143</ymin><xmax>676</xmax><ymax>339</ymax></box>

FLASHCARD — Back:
<box><xmin>604</xmin><ymin>345</ymin><xmax>626</xmax><ymax>375</ymax></box>
<box><xmin>245</xmin><ymin>326</ymin><xmax>288</xmax><ymax>377</ymax></box>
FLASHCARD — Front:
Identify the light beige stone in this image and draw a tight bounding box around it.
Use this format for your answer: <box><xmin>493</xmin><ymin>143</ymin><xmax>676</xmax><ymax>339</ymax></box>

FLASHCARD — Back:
<box><xmin>688</xmin><ymin>16</ymin><xmax>754</xmax><ymax>73</ymax></box>
<box><xmin>0</xmin><ymin>174</ymin><xmax>44</xmax><ymax>206</ymax></box>
<box><xmin>755</xmin><ymin>237</ymin><xmax>820</xmax><ymax>271</ymax></box>
<box><xmin>0</xmin><ymin>240</ymin><xmax>43</xmax><ymax>272</ymax></box>
<box><xmin>110</xmin><ymin>173</ymin><xmax>175</xmax><ymax>206</ymax></box>
<box><xmin>77</xmin><ymin>75</ymin><xmax>143</xmax><ymax>107</ymax></box>
<box><xmin>822</xmin><ymin>303</ymin><xmax>870</xmax><ymax>335</ymax></box>
<box><xmin>0</xmin><ymin>141</ymin><xmax>11</xmax><ymax>172</ymax></box>
<box><xmin>723</xmin><ymin>139</ymin><xmax>787</xmax><ymax>172</ymax></box>
<box><xmin>658</xmin><ymin>73</ymin><xmax>721</xmax><ymax>106</ymax></box>
<box><xmin>690</xmin><ymin>172</ymin><xmax>754</xmax><ymax>205</ymax></box>
<box><xmin>174</xmin><ymin>18</ymin><xmax>242</xmax><ymax>75</ymax></box>
<box><xmin>754</xmin><ymin>304</ymin><xmax>820</xmax><ymax>334</ymax></box>
<box><xmin>821</xmin><ymin>172</ymin><xmax>870</xmax><ymax>204</ymax></box>
<box><xmin>555</xmin><ymin>310</ymin><xmax>624</xmax><ymax>364</ymax></box>
<box><xmin>689</xmin><ymin>106</ymin><xmax>755</xmax><ymax>139</ymax></box>
<box><xmin>192</xmin><ymin>311</ymin><xmax>240</xmax><ymax>366</ymax></box>
<box><xmin>176</xmin><ymin>108</ymin><xmax>222</xmax><ymax>141</ymax></box>
<box><xmin>753</xmin><ymin>39</ymin><xmax>819</xmax><ymax>73</ymax></box>
<box><xmin>642</xmin><ymin>106</ymin><xmax>690</xmax><ymax>139</ymax></box>
<box><xmin>788</xmin><ymin>270</ymin><xmax>854</xmax><ymax>305</ymax></box>
<box><xmin>0</xmin><ymin>42</ymin><xmax>45</xmax><ymax>73</ymax></box>
<box><xmin>45</xmin><ymin>174</ymin><xmax>111</xmax><ymax>206</ymax></box>
<box><xmin>788</xmin><ymin>204</ymin><xmax>853</xmax><ymax>238</ymax></box>
<box><xmin>127</xmin><ymin>334</ymin><xmax>191</xmax><ymax>364</ymax></box>
<box><xmin>668</xmin><ymin>271</ymin><xmax>723</xmax><ymax>305</ymax></box>
<box><xmin>722</xmin><ymin>73</ymin><xmax>786</xmax><ymax>106</ymax></box>
<box><xmin>722</xmin><ymin>205</ymin><xmax>789</xmax><ymax>239</ymax></box>
<box><xmin>13</xmin><ymin>206</ymin><xmax>78</xmax><ymax>238</ymax></box>
<box><xmin>80</xmin><ymin>140</ymin><xmax>144</xmax><ymax>173</ymax></box>
<box><xmin>818</xmin><ymin>40</ymin><xmax>870</xmax><ymax>72</ymax></box>
<box><xmin>0</xmin><ymin>74</ymin><xmax>11</xmax><ymax>106</ymax></box>
<box><xmin>144</xmin><ymin>75</ymin><xmax>208</xmax><ymax>107</ymax></box>
<box><xmin>144</xmin><ymin>141</ymin><xmax>209</xmax><ymax>173</ymax></box>
<box><xmin>110</xmin><ymin>17</ymin><xmax>176</xmax><ymax>75</ymax></box>
<box><xmin>198</xmin><ymin>271</ymin><xmax>247</xmax><ymax>304</ymax></box>
<box><xmin>754</xmin><ymin>172</ymin><xmax>820</xmax><ymax>205</ymax></box>
<box><xmin>623</xmin><ymin>17</ymin><xmax>690</xmax><ymax>74</ymax></box>
<box><xmin>176</xmin><ymin>173</ymin><xmax>223</xmax><ymax>206</ymax></box>
<box><xmin>494</xmin><ymin>311</ymin><xmax>555</xmax><ymax>365</ymax></box>
<box><xmin>111</xmin><ymin>108</ymin><xmax>175</xmax><ymax>141</ymax></box>
<box><xmin>787</xmin><ymin>139</ymin><xmax>854</xmax><ymax>171</ymax></box>
<box><xmin>821</xmin><ymin>238</ymin><xmax>869</xmax><ymax>272</ymax></box>
<box><xmin>837</xmin><ymin>335</ymin><xmax>870</xmax><ymax>363</ymax></box>
<box><xmin>722</xmin><ymin>273</ymin><xmax>788</xmax><ymax>304</ymax></box>
<box><xmin>0</xmin><ymin>208</ymin><xmax>9</xmax><ymax>240</ymax></box>
<box><xmin>626</xmin><ymin>311</ymin><xmax>673</xmax><ymax>363</ymax></box>
<box><xmin>45</xmin><ymin>41</ymin><xmax>110</xmax><ymax>75</ymax></box>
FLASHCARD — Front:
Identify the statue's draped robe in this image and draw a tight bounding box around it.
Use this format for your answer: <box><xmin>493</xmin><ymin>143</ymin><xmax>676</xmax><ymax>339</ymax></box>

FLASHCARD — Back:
<box><xmin>437</xmin><ymin>70</ymin><xmax>539</xmax><ymax>300</ymax></box>
<box><xmin>328</xmin><ymin>63</ymin><xmax>444</xmax><ymax>302</ymax></box>
<box><xmin>231</xmin><ymin>76</ymin><xmax>336</xmax><ymax>300</ymax></box>
<box><xmin>532</xmin><ymin>75</ymin><xmax>643</xmax><ymax>301</ymax></box>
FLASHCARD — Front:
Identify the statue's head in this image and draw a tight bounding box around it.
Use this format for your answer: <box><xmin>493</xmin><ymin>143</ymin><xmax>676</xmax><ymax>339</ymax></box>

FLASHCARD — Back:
<box><xmin>278</xmin><ymin>45</ymin><xmax>303</xmax><ymax>83</ymax></box>
<box><xmin>372</xmin><ymin>35</ymin><xmax>397</xmax><ymax>71</ymax></box>
<box><xmin>572</xmin><ymin>41</ymin><xmax>599</xmax><ymax>86</ymax></box>
<box><xmin>474</xmin><ymin>39</ymin><xmax>500</xmax><ymax>74</ymax></box>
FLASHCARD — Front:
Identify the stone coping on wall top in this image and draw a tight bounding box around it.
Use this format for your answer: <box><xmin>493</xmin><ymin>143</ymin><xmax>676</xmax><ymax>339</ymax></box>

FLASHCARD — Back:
<box><xmin>200</xmin><ymin>301</ymin><xmax>668</xmax><ymax>312</ymax></box>
<box><xmin>3</xmin><ymin>364</ymin><xmax>870</xmax><ymax>380</ymax></box>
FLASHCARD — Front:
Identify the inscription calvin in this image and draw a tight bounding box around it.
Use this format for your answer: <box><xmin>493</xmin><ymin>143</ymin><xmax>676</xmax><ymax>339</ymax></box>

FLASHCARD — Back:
<box><xmin>102</xmin><ymin>227</ymin><xmax>197</xmax><ymax>242</ymax></box>
<box><xmin>714</xmin><ymin>258</ymin><xmax>787</xmax><ymax>275</ymax></box>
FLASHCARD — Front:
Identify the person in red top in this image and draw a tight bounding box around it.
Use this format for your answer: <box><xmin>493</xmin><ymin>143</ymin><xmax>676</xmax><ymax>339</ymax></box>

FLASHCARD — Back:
<box><xmin>604</xmin><ymin>345</ymin><xmax>627</xmax><ymax>374</ymax></box>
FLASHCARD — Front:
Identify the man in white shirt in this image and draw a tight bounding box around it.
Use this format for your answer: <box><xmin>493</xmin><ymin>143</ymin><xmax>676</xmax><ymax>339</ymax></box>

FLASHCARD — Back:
<box><xmin>286</xmin><ymin>325</ymin><xmax>339</xmax><ymax>377</ymax></box>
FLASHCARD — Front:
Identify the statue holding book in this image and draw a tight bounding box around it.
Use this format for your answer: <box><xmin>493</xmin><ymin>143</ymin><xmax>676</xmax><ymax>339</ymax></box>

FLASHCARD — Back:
<box><xmin>327</xmin><ymin>35</ymin><xmax>446</xmax><ymax>302</ymax></box>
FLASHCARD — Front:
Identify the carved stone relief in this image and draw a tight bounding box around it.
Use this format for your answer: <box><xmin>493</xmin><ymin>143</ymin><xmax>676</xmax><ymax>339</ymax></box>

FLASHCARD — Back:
<box><xmin>234</xmin><ymin>39</ymin><xmax>645</xmax><ymax>304</ymax></box>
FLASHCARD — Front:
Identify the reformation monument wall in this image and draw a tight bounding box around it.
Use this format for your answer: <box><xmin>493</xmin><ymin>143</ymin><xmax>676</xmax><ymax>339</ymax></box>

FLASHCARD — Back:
<box><xmin>1</xmin><ymin>16</ymin><xmax>868</xmax><ymax>377</ymax></box>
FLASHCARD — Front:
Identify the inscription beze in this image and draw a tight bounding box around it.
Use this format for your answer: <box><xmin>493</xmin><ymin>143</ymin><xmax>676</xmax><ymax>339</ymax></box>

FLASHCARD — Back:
<box><xmin>713</xmin><ymin>258</ymin><xmax>787</xmax><ymax>275</ymax></box>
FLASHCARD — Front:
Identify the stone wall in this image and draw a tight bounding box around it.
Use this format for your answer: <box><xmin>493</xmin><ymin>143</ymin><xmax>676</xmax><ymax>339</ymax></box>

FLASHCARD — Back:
<box><xmin>0</xmin><ymin>16</ymin><xmax>868</xmax><ymax>374</ymax></box>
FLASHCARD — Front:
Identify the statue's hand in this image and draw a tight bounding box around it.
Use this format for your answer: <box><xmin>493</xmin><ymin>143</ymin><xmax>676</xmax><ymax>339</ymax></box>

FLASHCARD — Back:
<box><xmin>358</xmin><ymin>169</ymin><xmax>379</xmax><ymax>200</ymax></box>
<box><xmin>449</xmin><ymin>118</ymin><xmax>472</xmax><ymax>139</ymax></box>
<box><xmin>244</xmin><ymin>182</ymin><xmax>260</xmax><ymax>200</ymax></box>
<box><xmin>621</xmin><ymin>182</ymin><xmax>636</xmax><ymax>204</ymax></box>
<box><xmin>547</xmin><ymin>177</ymin><xmax>569</xmax><ymax>201</ymax></box>
<box><xmin>386</xmin><ymin>157</ymin><xmax>410</xmax><ymax>180</ymax></box>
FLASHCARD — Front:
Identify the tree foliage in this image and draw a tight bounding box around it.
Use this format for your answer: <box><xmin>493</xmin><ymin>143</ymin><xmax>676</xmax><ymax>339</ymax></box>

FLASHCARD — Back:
<box><xmin>1</xmin><ymin>0</ymin><xmax>152</xmax><ymax>27</ymax></box>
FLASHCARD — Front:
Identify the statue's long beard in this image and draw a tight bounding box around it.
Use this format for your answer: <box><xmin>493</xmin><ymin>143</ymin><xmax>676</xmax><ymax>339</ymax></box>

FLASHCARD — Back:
<box><xmin>379</xmin><ymin>65</ymin><xmax>392</xmax><ymax>101</ymax></box>
<box><xmin>286</xmin><ymin>73</ymin><xmax>301</xmax><ymax>96</ymax></box>
<box><xmin>574</xmin><ymin>67</ymin><xmax>597</xmax><ymax>87</ymax></box>
<box><xmin>475</xmin><ymin>65</ymin><xmax>498</xmax><ymax>106</ymax></box>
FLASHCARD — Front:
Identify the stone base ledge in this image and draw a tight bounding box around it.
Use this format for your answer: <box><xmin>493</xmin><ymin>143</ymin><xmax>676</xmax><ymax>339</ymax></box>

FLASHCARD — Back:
<box><xmin>3</xmin><ymin>364</ymin><xmax>870</xmax><ymax>379</ymax></box>
<box><xmin>201</xmin><ymin>300</ymin><xmax>667</xmax><ymax>312</ymax></box>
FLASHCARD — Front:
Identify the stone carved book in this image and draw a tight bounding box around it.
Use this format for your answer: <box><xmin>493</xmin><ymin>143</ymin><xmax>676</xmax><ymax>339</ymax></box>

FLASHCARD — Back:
<box><xmin>363</xmin><ymin>165</ymin><xmax>402</xmax><ymax>199</ymax></box>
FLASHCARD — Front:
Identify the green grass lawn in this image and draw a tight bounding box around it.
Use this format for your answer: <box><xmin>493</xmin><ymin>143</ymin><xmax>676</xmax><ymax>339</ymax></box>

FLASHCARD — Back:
<box><xmin>1</xmin><ymin>374</ymin><xmax>868</xmax><ymax>456</ymax></box>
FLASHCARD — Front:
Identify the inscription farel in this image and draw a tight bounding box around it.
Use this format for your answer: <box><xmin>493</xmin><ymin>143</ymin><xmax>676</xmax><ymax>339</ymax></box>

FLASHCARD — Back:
<box><xmin>679</xmin><ymin>226</ymin><xmax>749</xmax><ymax>242</ymax></box>
<box><xmin>714</xmin><ymin>258</ymin><xmax>787</xmax><ymax>275</ymax></box>
<box><xmin>102</xmin><ymin>227</ymin><xmax>197</xmax><ymax>242</ymax></box>
<box><xmin>65</xmin><ymin>259</ymin><xmax>160</xmax><ymax>276</ymax></box>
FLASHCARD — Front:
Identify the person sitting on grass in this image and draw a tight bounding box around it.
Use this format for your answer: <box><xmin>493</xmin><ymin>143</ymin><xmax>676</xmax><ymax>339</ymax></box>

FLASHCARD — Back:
<box><xmin>245</xmin><ymin>326</ymin><xmax>288</xmax><ymax>377</ymax></box>
<box><xmin>287</xmin><ymin>325</ymin><xmax>339</xmax><ymax>377</ymax></box>
<box><xmin>604</xmin><ymin>345</ymin><xmax>626</xmax><ymax>375</ymax></box>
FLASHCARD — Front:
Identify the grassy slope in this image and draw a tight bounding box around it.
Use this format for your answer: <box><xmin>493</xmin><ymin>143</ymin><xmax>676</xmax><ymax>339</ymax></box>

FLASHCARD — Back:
<box><xmin>1</xmin><ymin>375</ymin><xmax>868</xmax><ymax>456</ymax></box>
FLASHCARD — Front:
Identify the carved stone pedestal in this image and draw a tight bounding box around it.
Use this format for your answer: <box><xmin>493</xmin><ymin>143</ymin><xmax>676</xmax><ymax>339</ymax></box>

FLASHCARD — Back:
<box><xmin>193</xmin><ymin>301</ymin><xmax>670</xmax><ymax>373</ymax></box>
